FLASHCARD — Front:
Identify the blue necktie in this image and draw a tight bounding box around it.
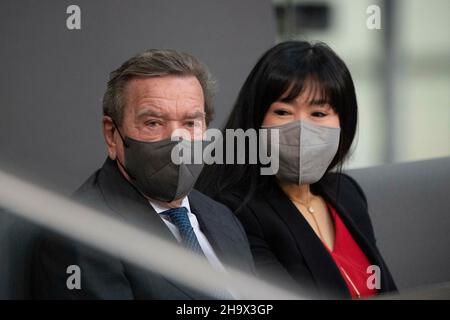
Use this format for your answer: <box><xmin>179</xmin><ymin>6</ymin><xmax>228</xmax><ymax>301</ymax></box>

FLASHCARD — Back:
<box><xmin>162</xmin><ymin>206</ymin><xmax>234</xmax><ymax>300</ymax></box>
<box><xmin>163</xmin><ymin>207</ymin><xmax>204</xmax><ymax>256</ymax></box>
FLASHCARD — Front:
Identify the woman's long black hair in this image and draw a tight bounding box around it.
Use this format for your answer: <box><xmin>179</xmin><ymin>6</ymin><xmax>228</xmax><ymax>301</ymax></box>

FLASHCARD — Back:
<box><xmin>196</xmin><ymin>41</ymin><xmax>358</xmax><ymax>210</ymax></box>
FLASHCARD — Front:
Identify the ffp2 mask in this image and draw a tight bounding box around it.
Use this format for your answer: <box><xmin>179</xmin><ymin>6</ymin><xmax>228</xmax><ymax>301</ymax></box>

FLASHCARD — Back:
<box><xmin>264</xmin><ymin>120</ymin><xmax>340</xmax><ymax>185</ymax></box>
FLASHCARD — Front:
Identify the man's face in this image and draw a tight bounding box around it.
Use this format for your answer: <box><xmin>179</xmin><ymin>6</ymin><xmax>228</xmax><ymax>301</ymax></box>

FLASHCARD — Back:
<box><xmin>103</xmin><ymin>75</ymin><xmax>206</xmax><ymax>175</ymax></box>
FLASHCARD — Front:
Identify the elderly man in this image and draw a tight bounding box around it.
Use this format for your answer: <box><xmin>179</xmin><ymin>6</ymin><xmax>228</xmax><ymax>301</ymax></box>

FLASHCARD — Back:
<box><xmin>32</xmin><ymin>49</ymin><xmax>254</xmax><ymax>299</ymax></box>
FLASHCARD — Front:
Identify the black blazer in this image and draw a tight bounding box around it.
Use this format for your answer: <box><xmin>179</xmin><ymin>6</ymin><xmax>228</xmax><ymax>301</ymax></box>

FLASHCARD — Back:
<box><xmin>215</xmin><ymin>172</ymin><xmax>397</xmax><ymax>299</ymax></box>
<box><xmin>32</xmin><ymin>158</ymin><xmax>255</xmax><ymax>299</ymax></box>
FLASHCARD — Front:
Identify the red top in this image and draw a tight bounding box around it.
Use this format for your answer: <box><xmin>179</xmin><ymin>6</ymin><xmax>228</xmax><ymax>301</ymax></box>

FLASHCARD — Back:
<box><xmin>323</xmin><ymin>202</ymin><xmax>378</xmax><ymax>299</ymax></box>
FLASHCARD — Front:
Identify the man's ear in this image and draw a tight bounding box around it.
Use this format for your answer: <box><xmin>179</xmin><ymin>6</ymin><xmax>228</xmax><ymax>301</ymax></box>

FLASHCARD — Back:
<box><xmin>102</xmin><ymin>116</ymin><xmax>116</xmax><ymax>159</ymax></box>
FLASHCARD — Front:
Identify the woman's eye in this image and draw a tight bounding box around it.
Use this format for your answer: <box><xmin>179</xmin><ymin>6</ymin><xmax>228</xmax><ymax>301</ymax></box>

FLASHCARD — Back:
<box><xmin>311</xmin><ymin>112</ymin><xmax>327</xmax><ymax>118</ymax></box>
<box><xmin>274</xmin><ymin>109</ymin><xmax>291</xmax><ymax>116</ymax></box>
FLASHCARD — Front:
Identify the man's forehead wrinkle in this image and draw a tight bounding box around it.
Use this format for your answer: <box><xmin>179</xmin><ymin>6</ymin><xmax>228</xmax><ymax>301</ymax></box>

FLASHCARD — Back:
<box><xmin>130</xmin><ymin>92</ymin><xmax>203</xmax><ymax>112</ymax></box>
<box><xmin>136</xmin><ymin>108</ymin><xmax>203</xmax><ymax>116</ymax></box>
<box><xmin>136</xmin><ymin>96</ymin><xmax>202</xmax><ymax>104</ymax></box>
<box><xmin>131</xmin><ymin>86</ymin><xmax>203</xmax><ymax>104</ymax></box>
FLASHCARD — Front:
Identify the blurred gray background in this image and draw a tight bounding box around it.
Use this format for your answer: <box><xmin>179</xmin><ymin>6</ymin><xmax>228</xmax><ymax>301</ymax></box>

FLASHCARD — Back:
<box><xmin>0</xmin><ymin>0</ymin><xmax>449</xmax><ymax>298</ymax></box>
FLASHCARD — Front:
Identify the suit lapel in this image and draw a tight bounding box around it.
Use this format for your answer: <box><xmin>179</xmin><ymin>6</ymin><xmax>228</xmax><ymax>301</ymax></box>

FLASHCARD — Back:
<box><xmin>188</xmin><ymin>190</ymin><xmax>244</xmax><ymax>271</ymax></box>
<box><xmin>317</xmin><ymin>176</ymin><xmax>392</xmax><ymax>293</ymax></box>
<box><xmin>318</xmin><ymin>180</ymin><xmax>380</xmax><ymax>264</ymax></box>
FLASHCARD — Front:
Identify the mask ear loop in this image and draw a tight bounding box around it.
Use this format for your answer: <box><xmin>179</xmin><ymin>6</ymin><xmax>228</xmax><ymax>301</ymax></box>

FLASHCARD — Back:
<box><xmin>111</xmin><ymin>118</ymin><xmax>129</xmax><ymax>148</ymax></box>
<box><xmin>110</xmin><ymin>118</ymin><xmax>136</xmax><ymax>180</ymax></box>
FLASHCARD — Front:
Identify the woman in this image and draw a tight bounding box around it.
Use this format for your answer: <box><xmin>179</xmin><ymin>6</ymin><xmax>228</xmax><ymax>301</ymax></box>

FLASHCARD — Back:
<box><xmin>197</xmin><ymin>41</ymin><xmax>397</xmax><ymax>299</ymax></box>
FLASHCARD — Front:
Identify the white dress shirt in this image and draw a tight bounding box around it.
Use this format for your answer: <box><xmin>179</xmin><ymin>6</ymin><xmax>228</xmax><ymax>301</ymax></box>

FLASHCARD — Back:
<box><xmin>148</xmin><ymin>196</ymin><xmax>226</xmax><ymax>272</ymax></box>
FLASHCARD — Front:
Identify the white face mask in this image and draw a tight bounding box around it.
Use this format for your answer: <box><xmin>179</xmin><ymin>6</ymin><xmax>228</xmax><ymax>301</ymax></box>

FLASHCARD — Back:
<box><xmin>264</xmin><ymin>120</ymin><xmax>341</xmax><ymax>185</ymax></box>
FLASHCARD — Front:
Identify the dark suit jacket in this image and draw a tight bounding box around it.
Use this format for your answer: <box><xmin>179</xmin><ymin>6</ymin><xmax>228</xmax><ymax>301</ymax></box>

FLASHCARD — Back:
<box><xmin>215</xmin><ymin>173</ymin><xmax>397</xmax><ymax>299</ymax></box>
<box><xmin>32</xmin><ymin>158</ymin><xmax>255</xmax><ymax>299</ymax></box>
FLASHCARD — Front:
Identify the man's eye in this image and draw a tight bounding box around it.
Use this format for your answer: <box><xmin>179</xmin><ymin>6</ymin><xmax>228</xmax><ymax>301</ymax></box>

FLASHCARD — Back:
<box><xmin>274</xmin><ymin>109</ymin><xmax>291</xmax><ymax>116</ymax></box>
<box><xmin>146</xmin><ymin>120</ymin><xmax>161</xmax><ymax>127</ymax></box>
<box><xmin>185</xmin><ymin>121</ymin><xmax>202</xmax><ymax>128</ymax></box>
<box><xmin>311</xmin><ymin>112</ymin><xmax>327</xmax><ymax>118</ymax></box>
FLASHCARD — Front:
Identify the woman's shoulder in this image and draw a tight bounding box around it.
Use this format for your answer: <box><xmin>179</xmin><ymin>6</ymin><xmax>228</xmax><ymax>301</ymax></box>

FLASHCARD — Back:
<box><xmin>212</xmin><ymin>189</ymin><xmax>242</xmax><ymax>211</ymax></box>
<box><xmin>213</xmin><ymin>185</ymin><xmax>274</xmax><ymax>211</ymax></box>
<box><xmin>320</xmin><ymin>172</ymin><xmax>368</xmax><ymax>208</ymax></box>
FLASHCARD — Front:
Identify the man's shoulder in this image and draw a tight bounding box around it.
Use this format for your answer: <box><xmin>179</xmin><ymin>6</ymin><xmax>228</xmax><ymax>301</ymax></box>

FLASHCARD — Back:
<box><xmin>72</xmin><ymin>168</ymin><xmax>102</xmax><ymax>199</ymax></box>
<box><xmin>71</xmin><ymin>164</ymin><xmax>112</xmax><ymax>213</ymax></box>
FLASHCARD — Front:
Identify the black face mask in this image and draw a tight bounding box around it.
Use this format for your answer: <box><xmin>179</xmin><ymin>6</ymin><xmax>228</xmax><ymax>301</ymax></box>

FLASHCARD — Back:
<box><xmin>113</xmin><ymin>123</ymin><xmax>205</xmax><ymax>202</ymax></box>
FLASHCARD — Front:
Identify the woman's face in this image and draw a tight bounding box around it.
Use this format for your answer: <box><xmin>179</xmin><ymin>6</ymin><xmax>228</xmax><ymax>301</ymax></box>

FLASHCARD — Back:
<box><xmin>262</xmin><ymin>83</ymin><xmax>340</xmax><ymax>128</ymax></box>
